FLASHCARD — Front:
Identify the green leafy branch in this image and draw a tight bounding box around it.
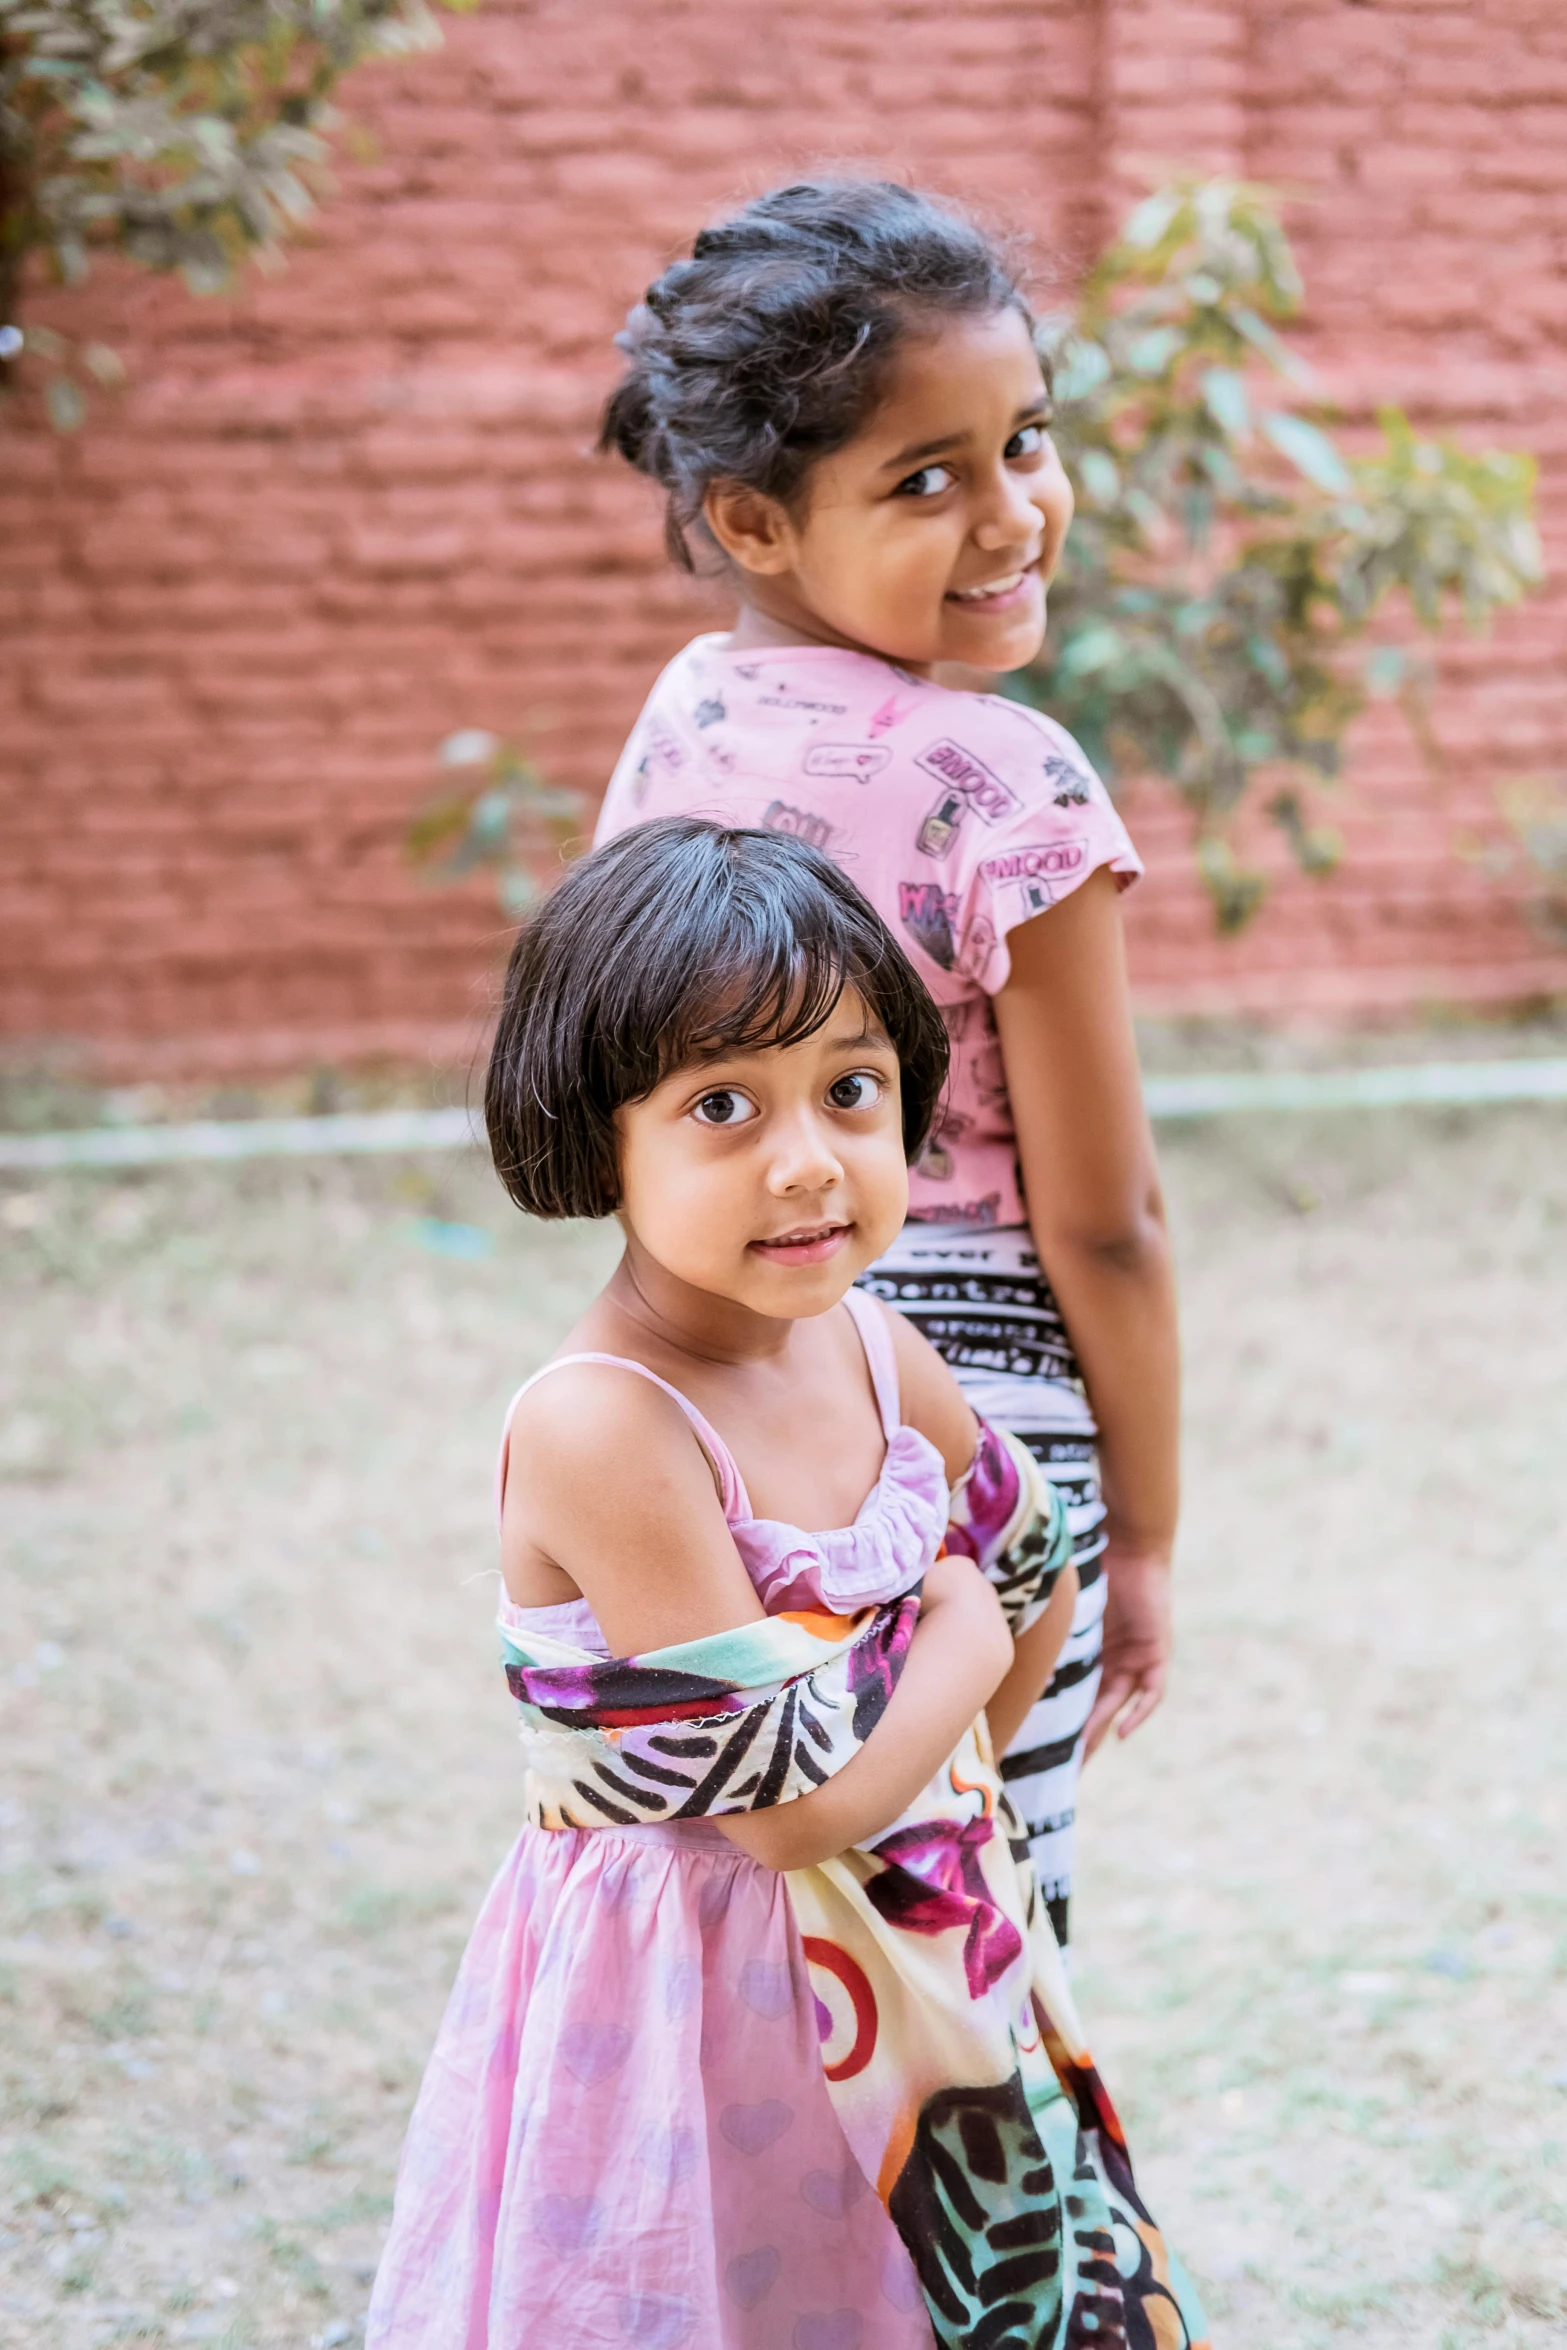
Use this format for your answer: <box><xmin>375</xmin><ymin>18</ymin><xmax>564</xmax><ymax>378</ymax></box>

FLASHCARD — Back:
<box><xmin>407</xmin><ymin>732</ymin><xmax>584</xmax><ymax>916</ymax></box>
<box><xmin>1</xmin><ymin>0</ymin><xmax>468</xmax><ymax>424</ymax></box>
<box><xmin>1017</xmin><ymin>178</ymin><xmax>1544</xmax><ymax>930</ymax></box>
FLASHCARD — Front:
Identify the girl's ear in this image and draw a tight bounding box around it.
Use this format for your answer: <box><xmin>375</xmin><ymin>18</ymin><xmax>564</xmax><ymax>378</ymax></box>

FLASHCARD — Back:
<box><xmin>703</xmin><ymin>480</ymin><xmax>797</xmax><ymax>576</ymax></box>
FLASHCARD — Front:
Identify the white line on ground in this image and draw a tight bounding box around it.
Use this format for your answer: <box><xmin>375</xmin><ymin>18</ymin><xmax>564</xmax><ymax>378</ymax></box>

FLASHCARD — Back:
<box><xmin>1</xmin><ymin>1060</ymin><xmax>1564</xmax><ymax>1172</ymax></box>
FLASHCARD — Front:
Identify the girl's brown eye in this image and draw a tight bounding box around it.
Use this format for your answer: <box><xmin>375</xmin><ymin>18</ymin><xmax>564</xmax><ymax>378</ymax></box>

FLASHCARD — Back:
<box><xmin>691</xmin><ymin>1089</ymin><xmax>755</xmax><ymax>1127</ymax></box>
<box><xmin>1006</xmin><ymin>423</ymin><xmax>1048</xmax><ymax>460</ymax></box>
<box><xmin>894</xmin><ymin>463</ymin><xmax>957</xmax><ymax>499</ymax></box>
<box><xmin>828</xmin><ymin>1073</ymin><xmax>883</xmax><ymax>1111</ymax></box>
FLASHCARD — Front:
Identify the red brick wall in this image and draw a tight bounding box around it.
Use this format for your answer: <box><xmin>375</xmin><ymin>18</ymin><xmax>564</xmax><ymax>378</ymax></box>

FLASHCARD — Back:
<box><xmin>3</xmin><ymin>0</ymin><xmax>1565</xmax><ymax>1076</ymax></box>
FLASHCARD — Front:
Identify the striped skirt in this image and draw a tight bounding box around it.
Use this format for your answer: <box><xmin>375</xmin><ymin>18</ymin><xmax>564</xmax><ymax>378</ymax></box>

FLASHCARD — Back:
<box><xmin>859</xmin><ymin>1222</ymin><xmax>1104</xmax><ymax>1950</ymax></box>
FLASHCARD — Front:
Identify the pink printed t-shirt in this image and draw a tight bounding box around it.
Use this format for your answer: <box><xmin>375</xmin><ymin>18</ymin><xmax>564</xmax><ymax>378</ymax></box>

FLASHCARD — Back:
<box><xmin>593</xmin><ymin>637</ymin><xmax>1142</xmax><ymax>1231</ymax></box>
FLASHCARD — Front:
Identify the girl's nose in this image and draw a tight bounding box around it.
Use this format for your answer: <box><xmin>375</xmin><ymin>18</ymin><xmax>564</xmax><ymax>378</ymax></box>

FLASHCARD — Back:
<box><xmin>766</xmin><ymin>1109</ymin><xmax>844</xmax><ymax>1195</ymax></box>
<box><xmin>972</xmin><ymin>463</ymin><xmax>1044</xmax><ymax>555</ymax></box>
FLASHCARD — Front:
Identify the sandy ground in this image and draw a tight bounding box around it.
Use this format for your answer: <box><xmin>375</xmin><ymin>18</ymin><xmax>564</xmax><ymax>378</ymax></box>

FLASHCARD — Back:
<box><xmin>1</xmin><ymin>1102</ymin><xmax>1564</xmax><ymax>2349</ymax></box>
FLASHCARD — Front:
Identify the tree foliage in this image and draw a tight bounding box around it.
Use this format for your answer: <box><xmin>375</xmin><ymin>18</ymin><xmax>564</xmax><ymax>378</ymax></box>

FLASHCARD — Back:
<box><xmin>1018</xmin><ymin>179</ymin><xmax>1543</xmax><ymax>928</ymax></box>
<box><xmin>0</xmin><ymin>0</ymin><xmax>451</xmax><ymax>423</ymax></box>
<box><xmin>408</xmin><ymin>732</ymin><xmax>584</xmax><ymax>917</ymax></box>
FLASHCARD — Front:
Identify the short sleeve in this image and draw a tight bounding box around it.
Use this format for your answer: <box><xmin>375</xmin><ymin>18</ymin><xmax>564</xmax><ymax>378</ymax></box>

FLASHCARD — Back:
<box><xmin>930</xmin><ymin>701</ymin><xmax>1141</xmax><ymax>996</ymax></box>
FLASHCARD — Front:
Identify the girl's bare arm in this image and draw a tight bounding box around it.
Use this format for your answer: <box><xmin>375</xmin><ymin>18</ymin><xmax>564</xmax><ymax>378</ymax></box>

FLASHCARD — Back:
<box><xmin>991</xmin><ymin>865</ymin><xmax>1180</xmax><ymax>1756</ymax></box>
<box><xmin>715</xmin><ymin>1554</ymin><xmax>1013</xmax><ymax>1871</ymax></box>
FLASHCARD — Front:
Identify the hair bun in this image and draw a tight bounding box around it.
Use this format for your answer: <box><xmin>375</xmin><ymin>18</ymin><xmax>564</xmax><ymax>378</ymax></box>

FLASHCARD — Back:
<box><xmin>598</xmin><ymin>179</ymin><xmax>1028</xmax><ymax>570</ymax></box>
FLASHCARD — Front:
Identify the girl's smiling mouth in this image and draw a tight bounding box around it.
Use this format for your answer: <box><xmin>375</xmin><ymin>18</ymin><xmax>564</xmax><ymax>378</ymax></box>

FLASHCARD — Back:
<box><xmin>946</xmin><ymin>565</ymin><xmax>1041</xmax><ymax>612</ymax></box>
<box><xmin>749</xmin><ymin>1221</ymin><xmax>854</xmax><ymax>1266</ymax></box>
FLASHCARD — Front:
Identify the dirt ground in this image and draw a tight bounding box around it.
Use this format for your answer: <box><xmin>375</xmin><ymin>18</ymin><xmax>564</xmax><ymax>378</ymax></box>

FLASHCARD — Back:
<box><xmin>1</xmin><ymin>1100</ymin><xmax>1564</xmax><ymax>2349</ymax></box>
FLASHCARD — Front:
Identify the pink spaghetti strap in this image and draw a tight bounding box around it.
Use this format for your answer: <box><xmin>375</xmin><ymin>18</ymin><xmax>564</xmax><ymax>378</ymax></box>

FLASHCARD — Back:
<box><xmin>494</xmin><ymin>1353</ymin><xmax>749</xmax><ymax>1528</ymax></box>
<box><xmin>841</xmin><ymin>1286</ymin><xmax>902</xmax><ymax>1443</ymax></box>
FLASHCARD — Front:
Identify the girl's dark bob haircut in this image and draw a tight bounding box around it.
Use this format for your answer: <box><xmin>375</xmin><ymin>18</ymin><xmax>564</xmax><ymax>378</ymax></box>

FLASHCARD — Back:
<box><xmin>485</xmin><ymin>818</ymin><xmax>950</xmax><ymax>1221</ymax></box>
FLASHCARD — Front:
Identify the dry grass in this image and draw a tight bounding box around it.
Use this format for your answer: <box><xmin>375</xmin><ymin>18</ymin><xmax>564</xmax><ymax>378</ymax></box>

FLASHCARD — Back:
<box><xmin>1</xmin><ymin>1107</ymin><xmax>1564</xmax><ymax>2349</ymax></box>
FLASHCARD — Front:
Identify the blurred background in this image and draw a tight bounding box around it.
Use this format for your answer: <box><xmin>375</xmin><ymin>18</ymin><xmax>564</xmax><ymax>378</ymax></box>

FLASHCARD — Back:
<box><xmin>3</xmin><ymin>4</ymin><xmax>1566</xmax><ymax>2347</ymax></box>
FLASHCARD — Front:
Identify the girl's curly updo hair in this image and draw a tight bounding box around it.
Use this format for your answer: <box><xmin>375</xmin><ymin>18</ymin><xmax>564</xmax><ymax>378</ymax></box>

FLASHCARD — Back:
<box><xmin>599</xmin><ymin>178</ymin><xmax>1032</xmax><ymax>569</ymax></box>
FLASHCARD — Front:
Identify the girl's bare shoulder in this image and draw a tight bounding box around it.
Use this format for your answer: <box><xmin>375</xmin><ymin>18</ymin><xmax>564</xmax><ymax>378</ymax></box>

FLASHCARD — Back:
<box><xmin>501</xmin><ymin>1359</ymin><xmax>759</xmax><ymax>1649</ymax></box>
<box><xmin>506</xmin><ymin>1357</ymin><xmax>721</xmax><ymax>1514</ymax></box>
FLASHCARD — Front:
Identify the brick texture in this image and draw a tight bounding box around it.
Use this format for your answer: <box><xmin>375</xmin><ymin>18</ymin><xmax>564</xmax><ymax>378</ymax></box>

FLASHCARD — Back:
<box><xmin>3</xmin><ymin>0</ymin><xmax>1565</xmax><ymax>1074</ymax></box>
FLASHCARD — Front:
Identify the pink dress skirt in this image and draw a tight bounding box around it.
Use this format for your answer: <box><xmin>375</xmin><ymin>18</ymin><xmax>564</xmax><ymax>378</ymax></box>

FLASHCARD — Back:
<box><xmin>367</xmin><ymin>1818</ymin><xmax>934</xmax><ymax>2347</ymax></box>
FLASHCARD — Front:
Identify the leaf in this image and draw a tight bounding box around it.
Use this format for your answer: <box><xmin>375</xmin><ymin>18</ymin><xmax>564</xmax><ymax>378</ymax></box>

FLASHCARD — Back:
<box><xmin>1363</xmin><ymin>647</ymin><xmax>1406</xmax><ymax>697</ymax></box>
<box><xmin>1051</xmin><ymin>338</ymin><xmax>1111</xmax><ymax>403</ymax></box>
<box><xmin>1122</xmin><ymin>188</ymin><xmax>1183</xmax><ymax>250</ymax></box>
<box><xmin>439</xmin><ymin>729</ymin><xmax>498</xmax><ymax>767</ymax></box>
<box><xmin>1125</xmin><ymin>327</ymin><xmax>1182</xmax><ymax>378</ymax></box>
<box><xmin>1259</xmin><ymin>411</ymin><xmax>1353</xmax><ymax>494</ymax></box>
<box><xmin>1055</xmin><ymin>624</ymin><xmax>1127</xmax><ymax>678</ymax></box>
<box><xmin>469</xmin><ymin>789</ymin><xmax>513</xmax><ymax>845</ymax></box>
<box><xmin>405</xmin><ymin>793</ymin><xmax>477</xmax><ymax>863</ymax></box>
<box><xmin>1195</xmin><ymin>836</ymin><xmax>1267</xmax><ymax>932</ymax></box>
<box><xmin>1077</xmin><ymin>450</ymin><xmax>1121</xmax><ymax>505</ymax></box>
<box><xmin>1200</xmin><ymin>368</ymin><xmax>1251</xmax><ymax>439</ymax></box>
<box><xmin>1268</xmin><ymin>791</ymin><xmax>1343</xmax><ymax>876</ymax></box>
<box><xmin>1232</xmin><ymin>307</ymin><xmax>1314</xmax><ymax>384</ymax></box>
<box><xmin>45</xmin><ymin>377</ymin><xmax>85</xmax><ymax>432</ymax></box>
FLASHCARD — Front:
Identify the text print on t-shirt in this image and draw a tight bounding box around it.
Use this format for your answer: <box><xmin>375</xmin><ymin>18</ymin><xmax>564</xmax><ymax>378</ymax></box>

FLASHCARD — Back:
<box><xmin>979</xmin><ymin>838</ymin><xmax>1089</xmax><ymax>920</ymax></box>
<box><xmin>898</xmin><ymin>881</ymin><xmax>961</xmax><ymax>970</ymax></box>
<box><xmin>913</xmin><ymin>738</ymin><xmax>1022</xmax><ymax>858</ymax></box>
<box><xmin>802</xmin><ymin>743</ymin><xmax>892</xmax><ymax>782</ymax></box>
<box><xmin>762</xmin><ymin>799</ymin><xmax>835</xmax><ymax>851</ymax></box>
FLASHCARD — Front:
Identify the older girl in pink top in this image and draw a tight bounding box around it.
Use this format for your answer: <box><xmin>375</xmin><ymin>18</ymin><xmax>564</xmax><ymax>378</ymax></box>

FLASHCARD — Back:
<box><xmin>595</xmin><ymin>180</ymin><xmax>1180</xmax><ymax>1947</ymax></box>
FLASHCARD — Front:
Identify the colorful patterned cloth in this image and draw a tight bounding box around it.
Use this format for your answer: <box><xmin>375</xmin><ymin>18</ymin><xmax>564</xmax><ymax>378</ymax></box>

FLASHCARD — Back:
<box><xmin>499</xmin><ymin>1596</ymin><xmax>1208</xmax><ymax>2349</ymax></box>
<box><xmin>498</xmin><ymin>1421</ymin><xmax>1066</xmax><ymax>1837</ymax></box>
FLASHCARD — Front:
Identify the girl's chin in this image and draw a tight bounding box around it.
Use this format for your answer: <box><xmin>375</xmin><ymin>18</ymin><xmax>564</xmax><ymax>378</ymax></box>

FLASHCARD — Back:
<box><xmin>941</xmin><ymin>616</ymin><xmax>1046</xmax><ymax>671</ymax></box>
<box><xmin>939</xmin><ymin>581</ymin><xmax>1047</xmax><ymax>668</ymax></box>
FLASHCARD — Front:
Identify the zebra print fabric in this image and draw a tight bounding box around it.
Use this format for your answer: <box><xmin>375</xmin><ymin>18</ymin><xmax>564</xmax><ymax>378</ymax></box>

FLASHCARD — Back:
<box><xmin>859</xmin><ymin>1221</ymin><xmax>1107</xmax><ymax>1950</ymax></box>
<box><xmin>499</xmin><ymin>1593</ymin><xmax>921</xmax><ymax>1832</ymax></box>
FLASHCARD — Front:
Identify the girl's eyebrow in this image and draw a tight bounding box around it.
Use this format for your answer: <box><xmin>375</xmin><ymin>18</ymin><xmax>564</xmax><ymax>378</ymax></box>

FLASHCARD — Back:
<box><xmin>880</xmin><ymin>399</ymin><xmax>1052</xmax><ymax>475</ymax></box>
<box><xmin>881</xmin><ymin>428</ymin><xmax>970</xmax><ymax>472</ymax></box>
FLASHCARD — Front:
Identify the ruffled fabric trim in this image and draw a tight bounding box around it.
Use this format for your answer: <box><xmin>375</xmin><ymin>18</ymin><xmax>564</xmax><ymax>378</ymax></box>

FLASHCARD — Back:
<box><xmin>733</xmin><ymin>1425</ymin><xmax>949</xmax><ymax>1617</ymax></box>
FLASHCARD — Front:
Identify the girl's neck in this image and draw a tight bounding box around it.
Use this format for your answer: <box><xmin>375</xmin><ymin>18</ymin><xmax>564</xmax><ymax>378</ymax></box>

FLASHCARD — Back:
<box><xmin>725</xmin><ymin>592</ymin><xmax>932</xmax><ymax>680</ymax></box>
<box><xmin>600</xmin><ymin>1245</ymin><xmax>804</xmax><ymax>1373</ymax></box>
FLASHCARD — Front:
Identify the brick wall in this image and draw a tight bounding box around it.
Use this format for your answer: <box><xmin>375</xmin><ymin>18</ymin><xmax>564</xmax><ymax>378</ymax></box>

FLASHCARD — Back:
<box><xmin>3</xmin><ymin>0</ymin><xmax>1565</xmax><ymax>1077</ymax></box>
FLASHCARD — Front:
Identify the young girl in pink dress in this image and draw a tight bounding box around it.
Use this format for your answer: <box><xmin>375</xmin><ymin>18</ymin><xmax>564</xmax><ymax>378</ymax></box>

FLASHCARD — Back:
<box><xmin>365</xmin><ymin>819</ymin><xmax>1207</xmax><ymax>2347</ymax></box>
<box><xmin>594</xmin><ymin>181</ymin><xmax>1180</xmax><ymax>1950</ymax></box>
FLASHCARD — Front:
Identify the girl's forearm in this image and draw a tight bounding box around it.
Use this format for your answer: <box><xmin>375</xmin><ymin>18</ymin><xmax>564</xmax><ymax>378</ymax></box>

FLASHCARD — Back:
<box><xmin>716</xmin><ymin>1562</ymin><xmax>1011</xmax><ymax>1871</ymax></box>
<box><xmin>1040</xmin><ymin>1210</ymin><xmax>1180</xmax><ymax>1559</ymax></box>
<box><xmin>984</xmin><ymin>1560</ymin><xmax>1078</xmax><ymax>1757</ymax></box>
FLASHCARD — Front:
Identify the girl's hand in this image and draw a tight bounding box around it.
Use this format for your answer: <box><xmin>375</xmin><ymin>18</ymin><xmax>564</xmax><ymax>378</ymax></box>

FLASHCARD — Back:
<box><xmin>716</xmin><ymin>1554</ymin><xmax>1011</xmax><ymax>1872</ymax></box>
<box><xmin>1083</xmin><ymin>1542</ymin><xmax>1172</xmax><ymax>1756</ymax></box>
